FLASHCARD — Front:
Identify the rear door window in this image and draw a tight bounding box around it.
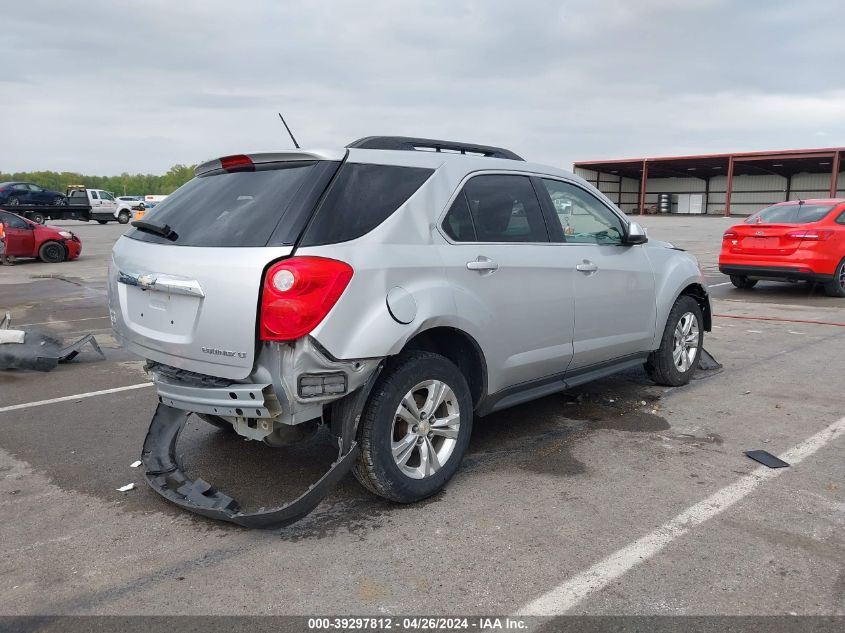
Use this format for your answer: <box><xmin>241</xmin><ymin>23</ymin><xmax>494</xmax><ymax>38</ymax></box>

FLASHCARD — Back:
<box><xmin>442</xmin><ymin>192</ymin><xmax>477</xmax><ymax>242</ymax></box>
<box><xmin>460</xmin><ymin>174</ymin><xmax>549</xmax><ymax>243</ymax></box>
<box><xmin>127</xmin><ymin>161</ymin><xmax>339</xmax><ymax>247</ymax></box>
<box><xmin>300</xmin><ymin>163</ymin><xmax>434</xmax><ymax>246</ymax></box>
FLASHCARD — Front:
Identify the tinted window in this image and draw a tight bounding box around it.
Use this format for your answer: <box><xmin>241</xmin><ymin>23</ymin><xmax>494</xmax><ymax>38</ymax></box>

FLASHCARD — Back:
<box><xmin>301</xmin><ymin>163</ymin><xmax>434</xmax><ymax>246</ymax></box>
<box><xmin>837</xmin><ymin>211</ymin><xmax>845</xmax><ymax>225</ymax></box>
<box><xmin>541</xmin><ymin>179</ymin><xmax>624</xmax><ymax>244</ymax></box>
<box><xmin>28</xmin><ymin>184</ymin><xmax>42</xmax><ymax>192</ymax></box>
<box><xmin>461</xmin><ymin>175</ymin><xmax>548</xmax><ymax>243</ymax></box>
<box><xmin>746</xmin><ymin>203</ymin><xmax>834</xmax><ymax>224</ymax></box>
<box><xmin>0</xmin><ymin>212</ymin><xmax>28</xmax><ymax>229</ymax></box>
<box><xmin>442</xmin><ymin>193</ymin><xmax>477</xmax><ymax>241</ymax></box>
<box><xmin>100</xmin><ymin>191</ymin><xmax>115</xmax><ymax>201</ymax></box>
<box><xmin>128</xmin><ymin>162</ymin><xmax>333</xmax><ymax>247</ymax></box>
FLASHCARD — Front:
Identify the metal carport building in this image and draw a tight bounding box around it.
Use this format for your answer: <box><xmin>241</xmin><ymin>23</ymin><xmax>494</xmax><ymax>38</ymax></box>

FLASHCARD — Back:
<box><xmin>573</xmin><ymin>147</ymin><xmax>845</xmax><ymax>216</ymax></box>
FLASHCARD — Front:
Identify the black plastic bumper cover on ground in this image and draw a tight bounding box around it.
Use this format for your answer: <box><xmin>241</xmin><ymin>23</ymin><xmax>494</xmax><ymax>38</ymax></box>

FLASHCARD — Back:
<box><xmin>141</xmin><ymin>404</ymin><xmax>359</xmax><ymax>529</ymax></box>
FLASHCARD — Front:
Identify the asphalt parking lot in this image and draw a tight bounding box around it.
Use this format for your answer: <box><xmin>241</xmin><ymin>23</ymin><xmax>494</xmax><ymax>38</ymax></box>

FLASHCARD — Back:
<box><xmin>0</xmin><ymin>215</ymin><xmax>843</xmax><ymax>617</ymax></box>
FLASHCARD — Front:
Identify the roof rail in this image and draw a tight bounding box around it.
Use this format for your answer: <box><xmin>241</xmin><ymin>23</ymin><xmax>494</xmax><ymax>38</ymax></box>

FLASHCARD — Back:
<box><xmin>346</xmin><ymin>136</ymin><xmax>524</xmax><ymax>161</ymax></box>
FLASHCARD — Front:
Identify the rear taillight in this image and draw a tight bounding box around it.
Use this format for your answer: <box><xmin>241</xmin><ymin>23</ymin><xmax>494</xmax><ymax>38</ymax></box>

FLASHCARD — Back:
<box><xmin>785</xmin><ymin>229</ymin><xmax>834</xmax><ymax>241</ymax></box>
<box><xmin>220</xmin><ymin>154</ymin><xmax>255</xmax><ymax>172</ymax></box>
<box><xmin>259</xmin><ymin>257</ymin><xmax>354</xmax><ymax>341</ymax></box>
<box><xmin>723</xmin><ymin>230</ymin><xmax>738</xmax><ymax>240</ymax></box>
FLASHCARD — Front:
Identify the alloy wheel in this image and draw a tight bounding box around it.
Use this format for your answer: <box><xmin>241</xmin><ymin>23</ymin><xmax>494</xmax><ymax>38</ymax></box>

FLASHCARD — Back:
<box><xmin>672</xmin><ymin>312</ymin><xmax>700</xmax><ymax>372</ymax></box>
<box><xmin>391</xmin><ymin>379</ymin><xmax>461</xmax><ymax>479</ymax></box>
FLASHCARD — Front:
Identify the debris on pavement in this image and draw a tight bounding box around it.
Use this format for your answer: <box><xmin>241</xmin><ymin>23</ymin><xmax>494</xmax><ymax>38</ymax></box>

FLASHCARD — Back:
<box><xmin>130</xmin><ymin>460</ymin><xmax>142</xmax><ymax>468</ymax></box>
<box><xmin>698</xmin><ymin>348</ymin><xmax>722</xmax><ymax>371</ymax></box>
<box><xmin>0</xmin><ymin>329</ymin><xmax>25</xmax><ymax>344</ymax></box>
<box><xmin>745</xmin><ymin>450</ymin><xmax>790</xmax><ymax>469</ymax></box>
<box><xmin>0</xmin><ymin>314</ymin><xmax>105</xmax><ymax>372</ymax></box>
<box><xmin>116</xmin><ymin>483</ymin><xmax>136</xmax><ymax>492</ymax></box>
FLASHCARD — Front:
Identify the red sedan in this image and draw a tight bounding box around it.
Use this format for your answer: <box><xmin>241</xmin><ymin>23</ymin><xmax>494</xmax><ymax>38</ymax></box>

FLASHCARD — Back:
<box><xmin>719</xmin><ymin>199</ymin><xmax>845</xmax><ymax>297</ymax></box>
<box><xmin>0</xmin><ymin>210</ymin><xmax>82</xmax><ymax>263</ymax></box>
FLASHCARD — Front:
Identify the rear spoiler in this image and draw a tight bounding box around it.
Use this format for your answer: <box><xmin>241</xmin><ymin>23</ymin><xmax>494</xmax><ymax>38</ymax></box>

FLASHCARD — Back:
<box><xmin>195</xmin><ymin>150</ymin><xmax>346</xmax><ymax>177</ymax></box>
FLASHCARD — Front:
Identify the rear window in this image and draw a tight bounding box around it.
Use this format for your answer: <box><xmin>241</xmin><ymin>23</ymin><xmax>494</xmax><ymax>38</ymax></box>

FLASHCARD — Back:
<box><xmin>300</xmin><ymin>163</ymin><xmax>434</xmax><ymax>246</ymax></box>
<box><xmin>127</xmin><ymin>161</ymin><xmax>338</xmax><ymax>247</ymax></box>
<box><xmin>746</xmin><ymin>203</ymin><xmax>834</xmax><ymax>225</ymax></box>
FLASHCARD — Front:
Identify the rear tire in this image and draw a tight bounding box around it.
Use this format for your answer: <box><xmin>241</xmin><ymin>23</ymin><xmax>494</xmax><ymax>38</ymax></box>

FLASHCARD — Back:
<box><xmin>730</xmin><ymin>275</ymin><xmax>757</xmax><ymax>289</ymax></box>
<box><xmin>353</xmin><ymin>351</ymin><xmax>473</xmax><ymax>503</ymax></box>
<box><xmin>96</xmin><ymin>220</ymin><xmax>108</xmax><ymax>225</ymax></box>
<box><xmin>117</xmin><ymin>211</ymin><xmax>130</xmax><ymax>224</ymax></box>
<box><xmin>645</xmin><ymin>295</ymin><xmax>704</xmax><ymax>387</ymax></box>
<box><xmin>7</xmin><ymin>196</ymin><xmax>18</xmax><ymax>206</ymax></box>
<box><xmin>30</xmin><ymin>212</ymin><xmax>45</xmax><ymax>225</ymax></box>
<box><xmin>196</xmin><ymin>413</ymin><xmax>235</xmax><ymax>432</ymax></box>
<box><xmin>38</xmin><ymin>241</ymin><xmax>66</xmax><ymax>263</ymax></box>
<box><xmin>824</xmin><ymin>259</ymin><xmax>845</xmax><ymax>298</ymax></box>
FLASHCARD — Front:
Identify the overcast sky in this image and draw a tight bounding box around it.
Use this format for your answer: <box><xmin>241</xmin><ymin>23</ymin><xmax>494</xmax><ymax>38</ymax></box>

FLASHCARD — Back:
<box><xmin>3</xmin><ymin>0</ymin><xmax>844</xmax><ymax>175</ymax></box>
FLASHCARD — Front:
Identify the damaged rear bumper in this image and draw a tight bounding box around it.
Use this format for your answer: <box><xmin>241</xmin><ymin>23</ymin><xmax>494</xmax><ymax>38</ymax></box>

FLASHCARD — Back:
<box><xmin>140</xmin><ymin>362</ymin><xmax>382</xmax><ymax>529</ymax></box>
<box><xmin>142</xmin><ymin>403</ymin><xmax>358</xmax><ymax>529</ymax></box>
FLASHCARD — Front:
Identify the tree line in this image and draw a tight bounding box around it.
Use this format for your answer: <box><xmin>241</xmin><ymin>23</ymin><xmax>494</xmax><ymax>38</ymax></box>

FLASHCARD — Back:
<box><xmin>0</xmin><ymin>164</ymin><xmax>196</xmax><ymax>196</ymax></box>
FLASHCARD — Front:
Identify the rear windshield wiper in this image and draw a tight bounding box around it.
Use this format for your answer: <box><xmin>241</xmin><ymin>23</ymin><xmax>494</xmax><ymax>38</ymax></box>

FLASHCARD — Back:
<box><xmin>131</xmin><ymin>220</ymin><xmax>178</xmax><ymax>241</ymax></box>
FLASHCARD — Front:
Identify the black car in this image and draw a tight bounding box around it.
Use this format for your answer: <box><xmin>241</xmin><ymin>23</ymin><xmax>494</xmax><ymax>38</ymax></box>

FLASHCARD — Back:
<box><xmin>0</xmin><ymin>182</ymin><xmax>67</xmax><ymax>206</ymax></box>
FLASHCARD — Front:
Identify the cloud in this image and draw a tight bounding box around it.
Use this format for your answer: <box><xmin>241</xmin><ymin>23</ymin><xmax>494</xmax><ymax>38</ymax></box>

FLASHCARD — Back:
<box><xmin>1</xmin><ymin>0</ymin><xmax>842</xmax><ymax>174</ymax></box>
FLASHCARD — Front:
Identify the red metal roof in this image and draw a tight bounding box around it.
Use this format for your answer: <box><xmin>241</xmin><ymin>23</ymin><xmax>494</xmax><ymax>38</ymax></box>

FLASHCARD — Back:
<box><xmin>574</xmin><ymin>146</ymin><xmax>845</xmax><ymax>166</ymax></box>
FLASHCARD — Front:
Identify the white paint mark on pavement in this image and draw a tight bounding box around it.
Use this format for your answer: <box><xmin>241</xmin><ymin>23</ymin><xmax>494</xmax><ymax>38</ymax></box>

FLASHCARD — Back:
<box><xmin>0</xmin><ymin>383</ymin><xmax>153</xmax><ymax>414</ymax></box>
<box><xmin>708</xmin><ymin>282</ymin><xmax>732</xmax><ymax>288</ymax></box>
<box><xmin>516</xmin><ymin>415</ymin><xmax>845</xmax><ymax>616</ymax></box>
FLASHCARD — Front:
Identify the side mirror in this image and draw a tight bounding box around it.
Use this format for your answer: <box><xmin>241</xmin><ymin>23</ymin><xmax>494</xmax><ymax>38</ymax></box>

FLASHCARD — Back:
<box><xmin>625</xmin><ymin>221</ymin><xmax>648</xmax><ymax>245</ymax></box>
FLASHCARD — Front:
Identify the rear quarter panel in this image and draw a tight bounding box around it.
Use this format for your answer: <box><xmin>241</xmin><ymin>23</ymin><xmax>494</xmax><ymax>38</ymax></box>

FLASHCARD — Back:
<box><xmin>299</xmin><ymin>161</ymin><xmax>460</xmax><ymax>360</ymax></box>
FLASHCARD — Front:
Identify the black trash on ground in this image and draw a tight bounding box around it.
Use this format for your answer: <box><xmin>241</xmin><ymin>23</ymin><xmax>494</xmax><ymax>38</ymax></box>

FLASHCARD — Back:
<box><xmin>745</xmin><ymin>450</ymin><xmax>790</xmax><ymax>469</ymax></box>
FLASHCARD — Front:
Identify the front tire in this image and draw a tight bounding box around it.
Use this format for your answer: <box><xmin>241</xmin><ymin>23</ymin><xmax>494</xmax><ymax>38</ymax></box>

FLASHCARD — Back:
<box><xmin>730</xmin><ymin>275</ymin><xmax>757</xmax><ymax>289</ymax></box>
<box><xmin>38</xmin><ymin>241</ymin><xmax>66</xmax><ymax>263</ymax></box>
<box><xmin>645</xmin><ymin>295</ymin><xmax>704</xmax><ymax>387</ymax></box>
<box><xmin>117</xmin><ymin>210</ymin><xmax>131</xmax><ymax>224</ymax></box>
<box><xmin>824</xmin><ymin>259</ymin><xmax>845</xmax><ymax>298</ymax></box>
<box><xmin>52</xmin><ymin>196</ymin><xmax>67</xmax><ymax>206</ymax></box>
<box><xmin>354</xmin><ymin>351</ymin><xmax>473</xmax><ymax>503</ymax></box>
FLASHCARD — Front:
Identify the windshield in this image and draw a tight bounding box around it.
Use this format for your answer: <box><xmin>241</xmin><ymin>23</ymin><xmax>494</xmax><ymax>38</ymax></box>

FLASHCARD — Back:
<box><xmin>745</xmin><ymin>203</ymin><xmax>834</xmax><ymax>225</ymax></box>
<box><xmin>126</xmin><ymin>161</ymin><xmax>338</xmax><ymax>247</ymax></box>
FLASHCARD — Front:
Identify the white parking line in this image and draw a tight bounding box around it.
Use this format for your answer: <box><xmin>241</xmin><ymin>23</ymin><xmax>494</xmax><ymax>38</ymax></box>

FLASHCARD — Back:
<box><xmin>516</xmin><ymin>415</ymin><xmax>845</xmax><ymax>616</ymax></box>
<box><xmin>0</xmin><ymin>383</ymin><xmax>153</xmax><ymax>414</ymax></box>
<box><xmin>707</xmin><ymin>282</ymin><xmax>732</xmax><ymax>288</ymax></box>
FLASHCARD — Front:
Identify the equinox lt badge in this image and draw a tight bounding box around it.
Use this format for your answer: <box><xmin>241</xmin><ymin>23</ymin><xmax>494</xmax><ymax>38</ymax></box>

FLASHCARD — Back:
<box><xmin>202</xmin><ymin>347</ymin><xmax>247</xmax><ymax>359</ymax></box>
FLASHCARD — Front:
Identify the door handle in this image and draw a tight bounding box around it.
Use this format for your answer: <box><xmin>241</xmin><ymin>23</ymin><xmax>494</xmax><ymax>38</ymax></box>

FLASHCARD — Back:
<box><xmin>466</xmin><ymin>257</ymin><xmax>498</xmax><ymax>272</ymax></box>
<box><xmin>576</xmin><ymin>261</ymin><xmax>598</xmax><ymax>273</ymax></box>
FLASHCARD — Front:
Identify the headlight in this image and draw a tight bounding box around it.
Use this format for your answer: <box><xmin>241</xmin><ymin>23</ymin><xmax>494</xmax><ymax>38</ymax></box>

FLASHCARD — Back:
<box><xmin>59</xmin><ymin>231</ymin><xmax>73</xmax><ymax>239</ymax></box>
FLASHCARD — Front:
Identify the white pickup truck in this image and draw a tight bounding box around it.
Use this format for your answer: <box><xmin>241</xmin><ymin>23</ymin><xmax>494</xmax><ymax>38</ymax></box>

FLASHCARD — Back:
<box><xmin>67</xmin><ymin>188</ymin><xmax>139</xmax><ymax>224</ymax></box>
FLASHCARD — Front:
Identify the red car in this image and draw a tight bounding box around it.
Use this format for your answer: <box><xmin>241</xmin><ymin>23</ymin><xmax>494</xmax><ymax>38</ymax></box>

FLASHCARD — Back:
<box><xmin>718</xmin><ymin>199</ymin><xmax>845</xmax><ymax>297</ymax></box>
<box><xmin>0</xmin><ymin>210</ymin><xmax>82</xmax><ymax>263</ymax></box>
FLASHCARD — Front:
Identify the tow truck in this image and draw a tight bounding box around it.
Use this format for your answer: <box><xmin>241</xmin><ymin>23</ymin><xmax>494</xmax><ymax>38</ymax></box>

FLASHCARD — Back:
<box><xmin>0</xmin><ymin>185</ymin><xmax>91</xmax><ymax>224</ymax></box>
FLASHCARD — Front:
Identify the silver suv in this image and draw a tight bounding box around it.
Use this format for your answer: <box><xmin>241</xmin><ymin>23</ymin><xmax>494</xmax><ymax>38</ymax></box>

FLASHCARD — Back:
<box><xmin>109</xmin><ymin>136</ymin><xmax>710</xmax><ymax>528</ymax></box>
